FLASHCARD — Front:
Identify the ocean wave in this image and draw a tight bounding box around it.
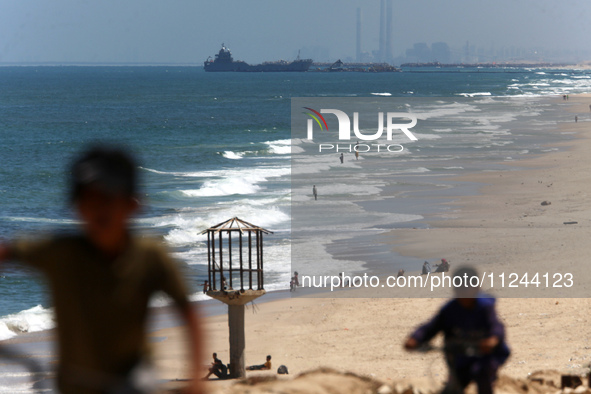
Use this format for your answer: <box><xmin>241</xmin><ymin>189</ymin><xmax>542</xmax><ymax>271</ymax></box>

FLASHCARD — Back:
<box><xmin>371</xmin><ymin>92</ymin><xmax>392</xmax><ymax>96</ymax></box>
<box><xmin>179</xmin><ymin>166</ymin><xmax>290</xmax><ymax>198</ymax></box>
<box><xmin>265</xmin><ymin>139</ymin><xmax>304</xmax><ymax>155</ymax></box>
<box><xmin>0</xmin><ymin>217</ymin><xmax>78</xmax><ymax>225</ymax></box>
<box><xmin>458</xmin><ymin>92</ymin><xmax>492</xmax><ymax>97</ymax></box>
<box><xmin>412</xmin><ymin>102</ymin><xmax>480</xmax><ymax>121</ymax></box>
<box><xmin>0</xmin><ymin>305</ymin><xmax>54</xmax><ymax>341</ymax></box>
<box><xmin>400</xmin><ymin>167</ymin><xmax>430</xmax><ymax>174</ymax></box>
<box><xmin>181</xmin><ymin>177</ymin><xmax>261</xmax><ymax>197</ymax></box>
<box><xmin>143</xmin><ymin>165</ymin><xmax>290</xmax><ymax>199</ymax></box>
<box><xmin>164</xmin><ymin>205</ymin><xmax>290</xmax><ymax>247</ymax></box>
<box><xmin>412</xmin><ymin>133</ymin><xmax>442</xmax><ymax>140</ymax></box>
<box><xmin>221</xmin><ymin>151</ymin><xmax>244</xmax><ymax>160</ymax></box>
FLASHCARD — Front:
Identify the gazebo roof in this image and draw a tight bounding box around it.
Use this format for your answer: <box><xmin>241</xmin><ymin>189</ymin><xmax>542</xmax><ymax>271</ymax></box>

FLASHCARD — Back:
<box><xmin>200</xmin><ymin>217</ymin><xmax>273</xmax><ymax>235</ymax></box>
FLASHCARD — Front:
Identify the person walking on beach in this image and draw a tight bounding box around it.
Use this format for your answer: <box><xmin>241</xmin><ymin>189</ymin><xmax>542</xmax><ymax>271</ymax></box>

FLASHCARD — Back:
<box><xmin>0</xmin><ymin>146</ymin><xmax>204</xmax><ymax>394</ymax></box>
<box><xmin>313</xmin><ymin>185</ymin><xmax>318</xmax><ymax>200</ymax></box>
<box><xmin>404</xmin><ymin>266</ymin><xmax>510</xmax><ymax>394</ymax></box>
<box><xmin>575</xmin><ymin>116</ymin><xmax>578</xmax><ymax>123</ymax></box>
<box><xmin>355</xmin><ymin>141</ymin><xmax>360</xmax><ymax>160</ymax></box>
<box><xmin>339</xmin><ymin>153</ymin><xmax>344</xmax><ymax>164</ymax></box>
<box><xmin>290</xmin><ymin>271</ymin><xmax>299</xmax><ymax>292</ymax></box>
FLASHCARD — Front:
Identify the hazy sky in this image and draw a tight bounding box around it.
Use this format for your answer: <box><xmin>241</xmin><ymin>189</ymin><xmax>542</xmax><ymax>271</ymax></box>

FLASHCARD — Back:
<box><xmin>1</xmin><ymin>0</ymin><xmax>591</xmax><ymax>64</ymax></box>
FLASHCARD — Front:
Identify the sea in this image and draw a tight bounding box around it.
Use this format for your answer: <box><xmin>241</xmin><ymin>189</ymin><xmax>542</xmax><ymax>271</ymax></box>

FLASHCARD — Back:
<box><xmin>0</xmin><ymin>66</ymin><xmax>590</xmax><ymax>343</ymax></box>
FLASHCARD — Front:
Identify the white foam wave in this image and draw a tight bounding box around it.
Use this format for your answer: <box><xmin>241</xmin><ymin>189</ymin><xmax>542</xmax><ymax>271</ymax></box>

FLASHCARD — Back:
<box><xmin>181</xmin><ymin>177</ymin><xmax>261</xmax><ymax>197</ymax></box>
<box><xmin>412</xmin><ymin>133</ymin><xmax>441</xmax><ymax>140</ymax></box>
<box><xmin>221</xmin><ymin>151</ymin><xmax>244</xmax><ymax>160</ymax></box>
<box><xmin>0</xmin><ymin>217</ymin><xmax>78</xmax><ymax>225</ymax></box>
<box><xmin>265</xmin><ymin>139</ymin><xmax>304</xmax><ymax>155</ymax></box>
<box><xmin>164</xmin><ymin>206</ymin><xmax>290</xmax><ymax>247</ymax></box>
<box><xmin>0</xmin><ymin>305</ymin><xmax>54</xmax><ymax>341</ymax></box>
<box><xmin>150</xmin><ymin>165</ymin><xmax>290</xmax><ymax>198</ymax></box>
<box><xmin>458</xmin><ymin>92</ymin><xmax>492</xmax><ymax>97</ymax></box>
<box><xmin>371</xmin><ymin>92</ymin><xmax>392</xmax><ymax>96</ymax></box>
<box><xmin>397</xmin><ymin>167</ymin><xmax>431</xmax><ymax>174</ymax></box>
<box><xmin>412</xmin><ymin>102</ymin><xmax>480</xmax><ymax>121</ymax></box>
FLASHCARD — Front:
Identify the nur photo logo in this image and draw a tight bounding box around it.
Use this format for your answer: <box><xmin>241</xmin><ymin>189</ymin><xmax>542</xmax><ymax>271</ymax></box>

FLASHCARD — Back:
<box><xmin>301</xmin><ymin>105</ymin><xmax>419</xmax><ymax>153</ymax></box>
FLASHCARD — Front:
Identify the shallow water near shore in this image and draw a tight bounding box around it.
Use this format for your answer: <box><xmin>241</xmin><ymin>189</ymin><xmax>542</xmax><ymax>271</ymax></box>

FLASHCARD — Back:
<box><xmin>290</xmin><ymin>95</ymin><xmax>577</xmax><ymax>297</ymax></box>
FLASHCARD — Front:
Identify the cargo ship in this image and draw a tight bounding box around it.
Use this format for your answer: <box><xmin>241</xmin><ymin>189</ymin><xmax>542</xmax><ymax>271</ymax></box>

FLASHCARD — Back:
<box><xmin>204</xmin><ymin>44</ymin><xmax>313</xmax><ymax>72</ymax></box>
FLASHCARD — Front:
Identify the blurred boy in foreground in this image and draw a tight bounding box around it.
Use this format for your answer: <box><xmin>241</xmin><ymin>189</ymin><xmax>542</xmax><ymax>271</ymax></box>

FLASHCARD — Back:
<box><xmin>0</xmin><ymin>146</ymin><xmax>203</xmax><ymax>394</ymax></box>
<box><xmin>404</xmin><ymin>266</ymin><xmax>510</xmax><ymax>394</ymax></box>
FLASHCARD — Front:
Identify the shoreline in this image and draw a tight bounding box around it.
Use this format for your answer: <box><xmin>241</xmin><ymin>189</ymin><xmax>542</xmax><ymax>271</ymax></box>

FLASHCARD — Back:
<box><xmin>386</xmin><ymin>94</ymin><xmax>591</xmax><ymax>296</ymax></box>
<box><xmin>310</xmin><ymin>95</ymin><xmax>581</xmax><ymax>296</ymax></box>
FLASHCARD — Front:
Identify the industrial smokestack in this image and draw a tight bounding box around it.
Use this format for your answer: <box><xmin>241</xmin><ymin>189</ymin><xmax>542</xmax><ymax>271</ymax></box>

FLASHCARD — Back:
<box><xmin>386</xmin><ymin>0</ymin><xmax>393</xmax><ymax>63</ymax></box>
<box><xmin>379</xmin><ymin>0</ymin><xmax>386</xmax><ymax>62</ymax></box>
<box><xmin>356</xmin><ymin>8</ymin><xmax>362</xmax><ymax>62</ymax></box>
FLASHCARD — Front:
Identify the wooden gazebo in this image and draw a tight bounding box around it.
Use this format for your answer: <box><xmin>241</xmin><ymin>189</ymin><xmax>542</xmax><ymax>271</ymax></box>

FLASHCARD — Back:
<box><xmin>201</xmin><ymin>217</ymin><xmax>271</xmax><ymax>296</ymax></box>
<box><xmin>200</xmin><ymin>217</ymin><xmax>273</xmax><ymax>378</ymax></box>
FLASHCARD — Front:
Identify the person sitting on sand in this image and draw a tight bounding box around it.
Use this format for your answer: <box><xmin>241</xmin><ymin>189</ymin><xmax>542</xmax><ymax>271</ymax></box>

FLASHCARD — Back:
<box><xmin>422</xmin><ymin>261</ymin><xmax>432</xmax><ymax>275</ymax></box>
<box><xmin>205</xmin><ymin>352</ymin><xmax>228</xmax><ymax>380</ymax></box>
<box><xmin>404</xmin><ymin>266</ymin><xmax>510</xmax><ymax>394</ymax></box>
<box><xmin>435</xmin><ymin>258</ymin><xmax>450</xmax><ymax>273</ymax></box>
<box><xmin>246</xmin><ymin>355</ymin><xmax>272</xmax><ymax>371</ymax></box>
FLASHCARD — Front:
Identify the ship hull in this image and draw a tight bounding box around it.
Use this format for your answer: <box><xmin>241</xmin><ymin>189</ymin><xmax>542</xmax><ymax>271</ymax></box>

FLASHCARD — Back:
<box><xmin>204</xmin><ymin>59</ymin><xmax>313</xmax><ymax>72</ymax></box>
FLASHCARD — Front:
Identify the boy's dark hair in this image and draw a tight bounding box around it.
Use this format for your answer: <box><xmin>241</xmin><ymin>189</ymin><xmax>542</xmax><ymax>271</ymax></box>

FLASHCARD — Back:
<box><xmin>453</xmin><ymin>266</ymin><xmax>480</xmax><ymax>298</ymax></box>
<box><xmin>70</xmin><ymin>145</ymin><xmax>137</xmax><ymax>201</ymax></box>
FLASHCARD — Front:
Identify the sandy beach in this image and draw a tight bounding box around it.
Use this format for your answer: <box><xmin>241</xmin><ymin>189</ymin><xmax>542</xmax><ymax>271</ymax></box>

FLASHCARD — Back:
<box><xmin>146</xmin><ymin>94</ymin><xmax>591</xmax><ymax>393</ymax></box>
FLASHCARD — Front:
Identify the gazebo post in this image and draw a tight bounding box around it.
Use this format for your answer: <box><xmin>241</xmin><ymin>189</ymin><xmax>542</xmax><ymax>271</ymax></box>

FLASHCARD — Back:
<box><xmin>239</xmin><ymin>231</ymin><xmax>244</xmax><ymax>291</ymax></box>
<box><xmin>207</xmin><ymin>231</ymin><xmax>212</xmax><ymax>290</ymax></box>
<box><xmin>248</xmin><ymin>232</ymin><xmax>253</xmax><ymax>290</ymax></box>
<box><xmin>228</xmin><ymin>231</ymin><xmax>233</xmax><ymax>290</ymax></box>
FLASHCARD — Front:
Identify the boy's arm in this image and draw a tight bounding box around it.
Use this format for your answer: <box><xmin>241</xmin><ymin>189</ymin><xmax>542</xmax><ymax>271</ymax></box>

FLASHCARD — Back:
<box><xmin>487</xmin><ymin>304</ymin><xmax>505</xmax><ymax>340</ymax></box>
<box><xmin>480</xmin><ymin>303</ymin><xmax>505</xmax><ymax>354</ymax></box>
<box><xmin>405</xmin><ymin>305</ymin><xmax>446</xmax><ymax>350</ymax></box>
<box><xmin>178</xmin><ymin>303</ymin><xmax>205</xmax><ymax>394</ymax></box>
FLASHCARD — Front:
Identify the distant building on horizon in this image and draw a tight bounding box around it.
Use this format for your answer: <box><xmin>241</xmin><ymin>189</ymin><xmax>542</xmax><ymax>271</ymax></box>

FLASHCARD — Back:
<box><xmin>356</xmin><ymin>8</ymin><xmax>362</xmax><ymax>62</ymax></box>
<box><xmin>356</xmin><ymin>0</ymin><xmax>394</xmax><ymax>64</ymax></box>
